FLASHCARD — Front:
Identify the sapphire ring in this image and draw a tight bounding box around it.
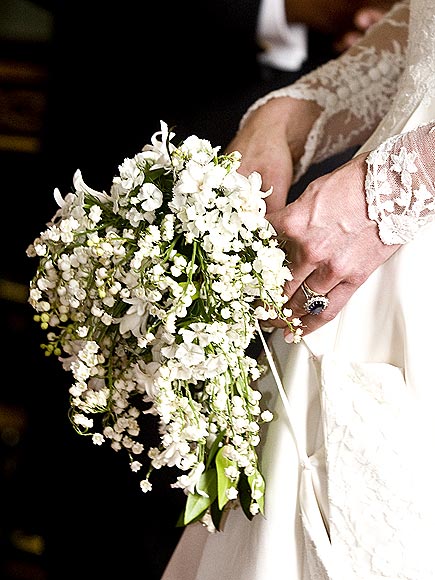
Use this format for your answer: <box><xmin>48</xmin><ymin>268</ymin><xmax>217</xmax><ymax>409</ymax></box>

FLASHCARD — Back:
<box><xmin>301</xmin><ymin>281</ymin><xmax>329</xmax><ymax>315</ymax></box>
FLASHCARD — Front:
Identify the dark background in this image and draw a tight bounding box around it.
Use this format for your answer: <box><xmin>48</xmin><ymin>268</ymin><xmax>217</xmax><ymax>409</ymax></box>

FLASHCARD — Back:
<box><xmin>0</xmin><ymin>2</ymin><xmax>351</xmax><ymax>579</ymax></box>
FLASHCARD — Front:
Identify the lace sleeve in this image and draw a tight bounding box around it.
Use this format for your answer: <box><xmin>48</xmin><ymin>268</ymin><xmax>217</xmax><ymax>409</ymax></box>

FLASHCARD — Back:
<box><xmin>365</xmin><ymin>121</ymin><xmax>435</xmax><ymax>245</ymax></box>
<box><xmin>240</xmin><ymin>1</ymin><xmax>410</xmax><ymax>182</ymax></box>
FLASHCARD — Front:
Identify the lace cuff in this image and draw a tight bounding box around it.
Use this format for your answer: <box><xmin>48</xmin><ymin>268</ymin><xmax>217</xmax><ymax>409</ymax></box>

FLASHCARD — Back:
<box><xmin>365</xmin><ymin>122</ymin><xmax>435</xmax><ymax>245</ymax></box>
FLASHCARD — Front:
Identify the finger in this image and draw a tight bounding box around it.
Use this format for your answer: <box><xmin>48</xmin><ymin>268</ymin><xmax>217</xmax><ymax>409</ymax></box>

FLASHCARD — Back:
<box><xmin>282</xmin><ymin>275</ymin><xmax>333</xmax><ymax>321</ymax></box>
<box><xmin>283</xmin><ymin>280</ymin><xmax>356</xmax><ymax>340</ymax></box>
<box><xmin>353</xmin><ymin>7</ymin><xmax>385</xmax><ymax>30</ymax></box>
<box><xmin>333</xmin><ymin>30</ymin><xmax>363</xmax><ymax>53</ymax></box>
<box><xmin>266</xmin><ymin>210</ymin><xmax>318</xmax><ymax>297</ymax></box>
<box><xmin>258</xmin><ymin>322</ymin><xmax>276</xmax><ymax>334</ymax></box>
<box><xmin>281</xmin><ymin>250</ymin><xmax>337</xmax><ymax>310</ymax></box>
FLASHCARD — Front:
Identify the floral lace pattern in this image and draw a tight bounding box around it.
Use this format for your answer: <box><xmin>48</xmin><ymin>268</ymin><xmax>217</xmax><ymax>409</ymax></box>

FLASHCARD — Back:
<box><xmin>321</xmin><ymin>355</ymin><xmax>435</xmax><ymax>580</ymax></box>
<box><xmin>365</xmin><ymin>122</ymin><xmax>435</xmax><ymax>244</ymax></box>
<box><xmin>241</xmin><ymin>1</ymin><xmax>409</xmax><ymax>182</ymax></box>
<box><xmin>303</xmin><ymin>526</ymin><xmax>330</xmax><ymax>580</ymax></box>
<box><xmin>364</xmin><ymin>0</ymin><xmax>435</xmax><ymax>148</ymax></box>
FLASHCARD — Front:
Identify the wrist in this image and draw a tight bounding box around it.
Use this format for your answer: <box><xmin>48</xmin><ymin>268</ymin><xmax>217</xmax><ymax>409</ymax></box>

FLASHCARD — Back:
<box><xmin>261</xmin><ymin>97</ymin><xmax>322</xmax><ymax>165</ymax></box>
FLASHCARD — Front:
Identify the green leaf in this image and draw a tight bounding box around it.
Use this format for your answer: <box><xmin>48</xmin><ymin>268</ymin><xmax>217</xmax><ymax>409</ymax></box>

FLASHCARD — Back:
<box><xmin>178</xmin><ymin>281</ymin><xmax>200</xmax><ymax>300</ymax></box>
<box><xmin>210</xmin><ymin>498</ymin><xmax>225</xmax><ymax>531</ymax></box>
<box><xmin>176</xmin><ymin>506</ymin><xmax>187</xmax><ymax>528</ymax></box>
<box><xmin>237</xmin><ymin>468</ymin><xmax>266</xmax><ymax>521</ymax></box>
<box><xmin>176</xmin><ymin>503</ymin><xmax>207</xmax><ymax>528</ymax></box>
<box><xmin>183</xmin><ymin>469</ymin><xmax>218</xmax><ymax>526</ymax></box>
<box><xmin>205</xmin><ymin>431</ymin><xmax>225</xmax><ymax>470</ymax></box>
<box><xmin>238</xmin><ymin>472</ymin><xmax>254</xmax><ymax>521</ymax></box>
<box><xmin>215</xmin><ymin>447</ymin><xmax>238</xmax><ymax>511</ymax></box>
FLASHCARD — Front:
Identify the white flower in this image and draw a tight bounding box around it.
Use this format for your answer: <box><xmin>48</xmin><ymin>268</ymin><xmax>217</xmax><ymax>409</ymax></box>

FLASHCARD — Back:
<box><xmin>174</xmin><ymin>342</ymin><xmax>205</xmax><ymax>367</ymax></box>
<box><xmin>171</xmin><ymin>463</ymin><xmax>206</xmax><ymax>495</ymax></box>
<box><xmin>73</xmin><ymin>413</ymin><xmax>93</xmax><ymax>429</ymax></box>
<box><xmin>137</xmin><ymin>182</ymin><xmax>163</xmax><ymax>211</ymax></box>
<box><xmin>224</xmin><ymin>465</ymin><xmax>239</xmax><ymax>480</ymax></box>
<box><xmin>250</xmin><ymin>503</ymin><xmax>260</xmax><ymax>515</ymax></box>
<box><xmin>92</xmin><ymin>433</ymin><xmax>105</xmax><ymax>445</ymax></box>
<box><xmin>89</xmin><ymin>205</ymin><xmax>103</xmax><ymax>223</ymax></box>
<box><xmin>260</xmin><ymin>410</ymin><xmax>274</xmax><ymax>423</ymax></box>
<box><xmin>130</xmin><ymin>460</ymin><xmax>142</xmax><ymax>472</ymax></box>
<box><xmin>118</xmin><ymin>297</ymin><xmax>149</xmax><ymax>337</ymax></box>
<box><xmin>226</xmin><ymin>487</ymin><xmax>239</xmax><ymax>500</ymax></box>
<box><xmin>140</xmin><ymin>479</ymin><xmax>152</xmax><ymax>493</ymax></box>
<box><xmin>28</xmin><ymin>121</ymin><xmax>301</xmax><ymax>533</ymax></box>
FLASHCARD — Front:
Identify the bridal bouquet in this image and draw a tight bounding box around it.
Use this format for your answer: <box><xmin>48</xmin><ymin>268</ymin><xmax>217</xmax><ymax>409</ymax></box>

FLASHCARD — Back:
<box><xmin>27</xmin><ymin>121</ymin><xmax>302</xmax><ymax>531</ymax></box>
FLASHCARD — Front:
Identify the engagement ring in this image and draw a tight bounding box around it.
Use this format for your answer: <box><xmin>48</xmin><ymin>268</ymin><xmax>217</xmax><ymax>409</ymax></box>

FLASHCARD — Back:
<box><xmin>301</xmin><ymin>281</ymin><xmax>329</xmax><ymax>315</ymax></box>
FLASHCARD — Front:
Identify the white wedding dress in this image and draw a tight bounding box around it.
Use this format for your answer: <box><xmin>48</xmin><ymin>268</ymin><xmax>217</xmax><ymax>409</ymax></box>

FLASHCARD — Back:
<box><xmin>162</xmin><ymin>1</ymin><xmax>435</xmax><ymax>578</ymax></box>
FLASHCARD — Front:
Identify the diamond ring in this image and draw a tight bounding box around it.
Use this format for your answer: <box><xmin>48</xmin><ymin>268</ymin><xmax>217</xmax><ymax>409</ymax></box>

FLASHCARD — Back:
<box><xmin>301</xmin><ymin>281</ymin><xmax>329</xmax><ymax>315</ymax></box>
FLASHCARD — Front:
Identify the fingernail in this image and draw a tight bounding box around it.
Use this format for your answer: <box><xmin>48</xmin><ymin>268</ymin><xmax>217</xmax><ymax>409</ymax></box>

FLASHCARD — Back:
<box><xmin>260</xmin><ymin>324</ymin><xmax>274</xmax><ymax>334</ymax></box>
<box><xmin>284</xmin><ymin>332</ymin><xmax>295</xmax><ymax>344</ymax></box>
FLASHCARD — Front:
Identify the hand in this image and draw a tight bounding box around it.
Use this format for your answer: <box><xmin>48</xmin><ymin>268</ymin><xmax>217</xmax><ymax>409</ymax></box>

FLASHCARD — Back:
<box><xmin>264</xmin><ymin>152</ymin><xmax>400</xmax><ymax>338</ymax></box>
<box><xmin>284</xmin><ymin>0</ymin><xmax>394</xmax><ymax>47</ymax></box>
<box><xmin>333</xmin><ymin>6</ymin><xmax>388</xmax><ymax>53</ymax></box>
<box><xmin>226</xmin><ymin>97</ymin><xmax>321</xmax><ymax>213</ymax></box>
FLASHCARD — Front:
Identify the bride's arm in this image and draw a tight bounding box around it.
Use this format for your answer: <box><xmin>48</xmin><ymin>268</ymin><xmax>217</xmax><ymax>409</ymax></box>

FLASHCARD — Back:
<box><xmin>366</xmin><ymin>121</ymin><xmax>435</xmax><ymax>245</ymax></box>
<box><xmin>227</xmin><ymin>1</ymin><xmax>409</xmax><ymax>210</ymax></box>
<box><xmin>246</xmin><ymin>0</ymin><xmax>409</xmax><ymax>179</ymax></box>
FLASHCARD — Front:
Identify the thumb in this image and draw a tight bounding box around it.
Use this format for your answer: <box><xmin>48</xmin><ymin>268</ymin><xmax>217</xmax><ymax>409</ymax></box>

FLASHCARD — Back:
<box><xmin>266</xmin><ymin>205</ymin><xmax>291</xmax><ymax>238</ymax></box>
